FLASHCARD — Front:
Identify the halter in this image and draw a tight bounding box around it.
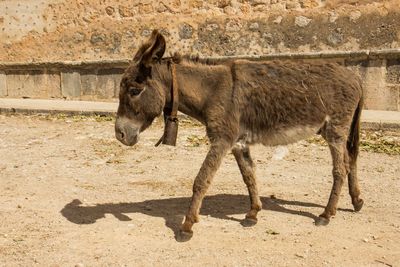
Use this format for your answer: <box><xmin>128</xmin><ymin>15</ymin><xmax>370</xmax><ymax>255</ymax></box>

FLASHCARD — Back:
<box><xmin>155</xmin><ymin>62</ymin><xmax>179</xmax><ymax>146</ymax></box>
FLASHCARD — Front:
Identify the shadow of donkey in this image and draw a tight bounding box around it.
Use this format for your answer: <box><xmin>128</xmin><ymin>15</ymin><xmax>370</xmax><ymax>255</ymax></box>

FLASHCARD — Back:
<box><xmin>61</xmin><ymin>194</ymin><xmax>325</xmax><ymax>241</ymax></box>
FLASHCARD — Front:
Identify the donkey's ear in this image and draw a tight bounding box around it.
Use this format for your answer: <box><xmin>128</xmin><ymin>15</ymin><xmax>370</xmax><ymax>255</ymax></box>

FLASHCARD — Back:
<box><xmin>133</xmin><ymin>30</ymin><xmax>160</xmax><ymax>63</ymax></box>
<box><xmin>133</xmin><ymin>45</ymin><xmax>148</xmax><ymax>63</ymax></box>
<box><xmin>139</xmin><ymin>30</ymin><xmax>166</xmax><ymax>67</ymax></box>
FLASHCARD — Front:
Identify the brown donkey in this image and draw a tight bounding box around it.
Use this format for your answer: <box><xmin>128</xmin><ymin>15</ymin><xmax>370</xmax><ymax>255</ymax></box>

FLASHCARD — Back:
<box><xmin>115</xmin><ymin>30</ymin><xmax>364</xmax><ymax>240</ymax></box>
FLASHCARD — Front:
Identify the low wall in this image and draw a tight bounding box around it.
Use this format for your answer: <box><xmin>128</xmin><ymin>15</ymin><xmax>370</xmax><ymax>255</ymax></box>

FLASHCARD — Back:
<box><xmin>0</xmin><ymin>50</ymin><xmax>399</xmax><ymax>111</ymax></box>
<box><xmin>0</xmin><ymin>61</ymin><xmax>126</xmax><ymax>101</ymax></box>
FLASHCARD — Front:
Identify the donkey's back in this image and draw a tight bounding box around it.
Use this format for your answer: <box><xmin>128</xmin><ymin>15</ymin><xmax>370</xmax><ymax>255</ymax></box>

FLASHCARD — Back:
<box><xmin>232</xmin><ymin>60</ymin><xmax>363</xmax><ymax>146</ymax></box>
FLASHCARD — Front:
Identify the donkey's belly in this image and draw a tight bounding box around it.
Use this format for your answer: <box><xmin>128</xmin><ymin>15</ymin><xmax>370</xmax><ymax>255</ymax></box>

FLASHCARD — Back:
<box><xmin>243</xmin><ymin>125</ymin><xmax>321</xmax><ymax>146</ymax></box>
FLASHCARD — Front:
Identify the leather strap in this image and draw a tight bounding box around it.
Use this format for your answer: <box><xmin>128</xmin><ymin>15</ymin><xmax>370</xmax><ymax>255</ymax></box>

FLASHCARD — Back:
<box><xmin>170</xmin><ymin>63</ymin><xmax>179</xmax><ymax>119</ymax></box>
<box><xmin>155</xmin><ymin>62</ymin><xmax>179</xmax><ymax>146</ymax></box>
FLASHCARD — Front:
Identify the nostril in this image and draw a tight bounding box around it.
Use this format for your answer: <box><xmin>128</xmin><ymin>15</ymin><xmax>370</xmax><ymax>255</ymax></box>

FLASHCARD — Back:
<box><xmin>115</xmin><ymin>126</ymin><xmax>125</xmax><ymax>140</ymax></box>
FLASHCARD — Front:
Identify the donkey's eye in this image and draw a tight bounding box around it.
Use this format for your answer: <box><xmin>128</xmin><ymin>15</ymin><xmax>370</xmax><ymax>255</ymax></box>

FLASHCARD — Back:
<box><xmin>129</xmin><ymin>88</ymin><xmax>142</xmax><ymax>96</ymax></box>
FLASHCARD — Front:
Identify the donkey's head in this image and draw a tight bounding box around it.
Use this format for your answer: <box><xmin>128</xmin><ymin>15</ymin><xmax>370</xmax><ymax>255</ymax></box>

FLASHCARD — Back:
<box><xmin>115</xmin><ymin>30</ymin><xmax>166</xmax><ymax>146</ymax></box>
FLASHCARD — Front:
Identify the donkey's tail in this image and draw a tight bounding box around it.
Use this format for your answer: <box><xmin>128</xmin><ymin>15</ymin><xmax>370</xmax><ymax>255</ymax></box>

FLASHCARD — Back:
<box><xmin>347</xmin><ymin>97</ymin><xmax>363</xmax><ymax>160</ymax></box>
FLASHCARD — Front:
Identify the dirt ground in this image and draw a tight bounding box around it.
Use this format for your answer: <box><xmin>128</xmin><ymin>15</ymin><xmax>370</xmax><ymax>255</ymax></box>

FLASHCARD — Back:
<box><xmin>0</xmin><ymin>114</ymin><xmax>399</xmax><ymax>266</ymax></box>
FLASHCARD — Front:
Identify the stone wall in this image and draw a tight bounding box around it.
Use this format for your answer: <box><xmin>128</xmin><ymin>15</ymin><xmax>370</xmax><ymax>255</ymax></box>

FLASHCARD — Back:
<box><xmin>1</xmin><ymin>0</ymin><xmax>400</xmax><ymax>62</ymax></box>
<box><xmin>0</xmin><ymin>61</ymin><xmax>126</xmax><ymax>101</ymax></box>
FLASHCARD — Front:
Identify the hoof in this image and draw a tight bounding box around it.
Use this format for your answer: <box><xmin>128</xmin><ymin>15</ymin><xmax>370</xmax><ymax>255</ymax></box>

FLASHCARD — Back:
<box><xmin>176</xmin><ymin>230</ymin><xmax>193</xmax><ymax>242</ymax></box>
<box><xmin>353</xmin><ymin>199</ymin><xmax>364</xmax><ymax>212</ymax></box>
<box><xmin>315</xmin><ymin>216</ymin><xmax>330</xmax><ymax>226</ymax></box>
<box><xmin>241</xmin><ymin>217</ymin><xmax>258</xmax><ymax>227</ymax></box>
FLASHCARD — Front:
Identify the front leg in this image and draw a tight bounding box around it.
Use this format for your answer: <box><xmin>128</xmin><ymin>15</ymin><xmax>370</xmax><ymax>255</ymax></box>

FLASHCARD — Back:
<box><xmin>180</xmin><ymin>141</ymin><xmax>231</xmax><ymax>237</ymax></box>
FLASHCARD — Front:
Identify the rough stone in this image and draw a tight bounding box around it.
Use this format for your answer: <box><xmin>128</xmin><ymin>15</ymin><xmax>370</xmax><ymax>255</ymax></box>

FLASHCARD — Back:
<box><xmin>210</xmin><ymin>0</ymin><xmax>230</xmax><ymax>8</ymax></box>
<box><xmin>295</xmin><ymin>16</ymin><xmax>312</xmax><ymax>27</ymax></box>
<box><xmin>250</xmin><ymin>0</ymin><xmax>270</xmax><ymax>5</ymax></box>
<box><xmin>286</xmin><ymin>1</ymin><xmax>301</xmax><ymax>9</ymax></box>
<box><xmin>179</xmin><ymin>23</ymin><xmax>194</xmax><ymax>39</ymax></box>
<box><xmin>270</xmin><ymin>2</ymin><xmax>286</xmax><ymax>11</ymax></box>
<box><xmin>327</xmin><ymin>32</ymin><xmax>344</xmax><ymax>46</ymax></box>
<box><xmin>198</xmin><ymin>25</ymin><xmax>237</xmax><ymax>56</ymax></box>
<box><xmin>189</xmin><ymin>0</ymin><xmax>203</xmax><ymax>9</ymax></box>
<box><xmin>109</xmin><ymin>33</ymin><xmax>122</xmax><ymax>53</ymax></box>
<box><xmin>192</xmin><ymin>39</ymin><xmax>204</xmax><ymax>51</ymax></box>
<box><xmin>223</xmin><ymin>6</ymin><xmax>236</xmax><ymax>15</ymax></box>
<box><xmin>105</xmin><ymin>6</ymin><xmax>115</xmax><ymax>16</ymax></box>
<box><xmin>240</xmin><ymin>3</ymin><xmax>251</xmax><ymax>13</ymax></box>
<box><xmin>300</xmin><ymin>0</ymin><xmax>320</xmax><ymax>8</ymax></box>
<box><xmin>124</xmin><ymin>30</ymin><xmax>135</xmax><ymax>39</ymax></box>
<box><xmin>61</xmin><ymin>72</ymin><xmax>81</xmax><ymax>99</ymax></box>
<box><xmin>72</xmin><ymin>32</ymin><xmax>86</xmax><ymax>43</ymax></box>
<box><xmin>273</xmin><ymin>16</ymin><xmax>283</xmax><ymax>24</ymax></box>
<box><xmin>230</xmin><ymin>0</ymin><xmax>241</xmax><ymax>9</ymax></box>
<box><xmin>0</xmin><ymin>71</ymin><xmax>7</xmax><ymax>97</ymax></box>
<box><xmin>90</xmin><ymin>32</ymin><xmax>107</xmax><ymax>45</ymax></box>
<box><xmin>249</xmin><ymin>22</ymin><xmax>259</xmax><ymax>30</ymax></box>
<box><xmin>350</xmin><ymin>10</ymin><xmax>362</xmax><ymax>22</ymax></box>
<box><xmin>118</xmin><ymin>5</ymin><xmax>135</xmax><ymax>17</ymax></box>
<box><xmin>159</xmin><ymin>28</ymin><xmax>170</xmax><ymax>36</ymax></box>
<box><xmin>139</xmin><ymin>4</ymin><xmax>153</xmax><ymax>14</ymax></box>
<box><xmin>141</xmin><ymin>29</ymin><xmax>152</xmax><ymax>37</ymax></box>
<box><xmin>329</xmin><ymin>11</ymin><xmax>339</xmax><ymax>23</ymax></box>
<box><xmin>156</xmin><ymin>2</ymin><xmax>168</xmax><ymax>13</ymax></box>
<box><xmin>205</xmin><ymin>23</ymin><xmax>219</xmax><ymax>31</ymax></box>
<box><xmin>226</xmin><ymin>20</ymin><xmax>242</xmax><ymax>32</ymax></box>
<box><xmin>262</xmin><ymin>32</ymin><xmax>273</xmax><ymax>42</ymax></box>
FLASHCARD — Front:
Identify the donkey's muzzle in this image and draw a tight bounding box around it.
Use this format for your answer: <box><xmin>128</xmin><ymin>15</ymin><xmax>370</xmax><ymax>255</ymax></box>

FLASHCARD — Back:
<box><xmin>115</xmin><ymin>119</ymin><xmax>139</xmax><ymax>146</ymax></box>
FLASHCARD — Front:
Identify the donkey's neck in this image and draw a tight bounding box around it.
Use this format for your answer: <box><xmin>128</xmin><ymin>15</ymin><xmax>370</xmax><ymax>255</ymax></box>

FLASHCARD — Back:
<box><xmin>155</xmin><ymin>62</ymin><xmax>232</xmax><ymax>125</ymax></box>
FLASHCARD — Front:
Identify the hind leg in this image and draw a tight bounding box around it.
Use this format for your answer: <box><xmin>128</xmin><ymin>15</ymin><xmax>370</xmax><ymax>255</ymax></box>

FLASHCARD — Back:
<box><xmin>316</xmin><ymin>136</ymin><xmax>347</xmax><ymax>226</ymax></box>
<box><xmin>232</xmin><ymin>145</ymin><xmax>262</xmax><ymax>225</ymax></box>
<box><xmin>347</xmin><ymin>152</ymin><xmax>364</xmax><ymax>211</ymax></box>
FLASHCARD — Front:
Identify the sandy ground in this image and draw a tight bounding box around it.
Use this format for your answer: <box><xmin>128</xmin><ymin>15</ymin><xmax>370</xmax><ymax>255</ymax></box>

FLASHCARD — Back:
<box><xmin>0</xmin><ymin>114</ymin><xmax>399</xmax><ymax>266</ymax></box>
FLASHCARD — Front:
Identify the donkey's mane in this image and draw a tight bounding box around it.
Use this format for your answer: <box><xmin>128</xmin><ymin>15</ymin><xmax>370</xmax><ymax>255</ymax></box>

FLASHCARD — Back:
<box><xmin>182</xmin><ymin>54</ymin><xmax>225</xmax><ymax>65</ymax></box>
<box><xmin>163</xmin><ymin>53</ymin><xmax>230</xmax><ymax>66</ymax></box>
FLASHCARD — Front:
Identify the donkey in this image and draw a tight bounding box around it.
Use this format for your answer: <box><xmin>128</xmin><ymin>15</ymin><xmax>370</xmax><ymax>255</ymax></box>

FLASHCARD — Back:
<box><xmin>115</xmin><ymin>30</ymin><xmax>364</xmax><ymax>239</ymax></box>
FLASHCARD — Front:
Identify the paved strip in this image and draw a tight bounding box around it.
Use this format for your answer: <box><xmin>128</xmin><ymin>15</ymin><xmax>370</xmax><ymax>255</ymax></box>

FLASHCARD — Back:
<box><xmin>361</xmin><ymin>110</ymin><xmax>400</xmax><ymax>124</ymax></box>
<box><xmin>0</xmin><ymin>98</ymin><xmax>118</xmax><ymax>115</ymax></box>
<box><xmin>0</xmin><ymin>98</ymin><xmax>399</xmax><ymax>129</ymax></box>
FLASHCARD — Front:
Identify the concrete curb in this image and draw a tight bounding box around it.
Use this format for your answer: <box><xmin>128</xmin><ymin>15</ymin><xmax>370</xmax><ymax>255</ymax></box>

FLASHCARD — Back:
<box><xmin>0</xmin><ymin>98</ymin><xmax>399</xmax><ymax>130</ymax></box>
